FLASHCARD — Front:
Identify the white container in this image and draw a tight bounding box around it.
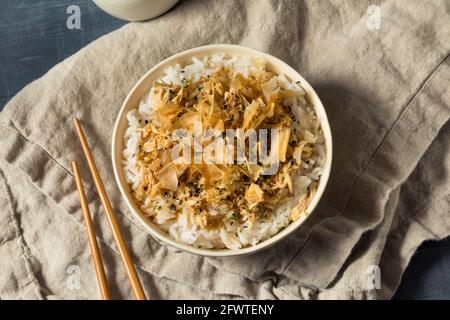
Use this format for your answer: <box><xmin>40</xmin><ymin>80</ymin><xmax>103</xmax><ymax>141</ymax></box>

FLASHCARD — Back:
<box><xmin>112</xmin><ymin>45</ymin><xmax>333</xmax><ymax>257</ymax></box>
<box><xmin>94</xmin><ymin>0</ymin><xmax>179</xmax><ymax>22</ymax></box>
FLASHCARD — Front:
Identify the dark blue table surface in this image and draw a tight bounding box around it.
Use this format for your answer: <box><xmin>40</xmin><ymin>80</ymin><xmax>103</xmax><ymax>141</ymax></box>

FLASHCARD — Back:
<box><xmin>0</xmin><ymin>0</ymin><xmax>449</xmax><ymax>300</ymax></box>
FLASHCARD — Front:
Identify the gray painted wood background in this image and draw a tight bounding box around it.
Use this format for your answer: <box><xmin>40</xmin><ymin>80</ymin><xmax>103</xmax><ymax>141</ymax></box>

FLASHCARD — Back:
<box><xmin>0</xmin><ymin>0</ymin><xmax>448</xmax><ymax>299</ymax></box>
<box><xmin>0</xmin><ymin>0</ymin><xmax>125</xmax><ymax>107</ymax></box>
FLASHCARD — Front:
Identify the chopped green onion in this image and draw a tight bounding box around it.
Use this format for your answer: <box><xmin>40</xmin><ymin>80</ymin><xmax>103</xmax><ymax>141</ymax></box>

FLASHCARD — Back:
<box><xmin>181</xmin><ymin>78</ymin><xmax>191</xmax><ymax>88</ymax></box>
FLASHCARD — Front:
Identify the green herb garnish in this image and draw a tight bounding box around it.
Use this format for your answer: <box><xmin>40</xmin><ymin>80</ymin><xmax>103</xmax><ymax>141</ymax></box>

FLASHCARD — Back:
<box><xmin>181</xmin><ymin>78</ymin><xmax>191</xmax><ymax>88</ymax></box>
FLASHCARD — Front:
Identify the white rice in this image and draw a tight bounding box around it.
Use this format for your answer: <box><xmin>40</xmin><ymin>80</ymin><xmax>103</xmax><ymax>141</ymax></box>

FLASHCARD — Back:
<box><xmin>123</xmin><ymin>54</ymin><xmax>326</xmax><ymax>250</ymax></box>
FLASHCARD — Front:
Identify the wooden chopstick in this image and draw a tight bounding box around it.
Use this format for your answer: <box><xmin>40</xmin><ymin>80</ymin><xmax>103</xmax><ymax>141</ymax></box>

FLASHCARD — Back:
<box><xmin>74</xmin><ymin>118</ymin><xmax>147</xmax><ymax>300</ymax></box>
<box><xmin>71</xmin><ymin>160</ymin><xmax>111</xmax><ymax>300</ymax></box>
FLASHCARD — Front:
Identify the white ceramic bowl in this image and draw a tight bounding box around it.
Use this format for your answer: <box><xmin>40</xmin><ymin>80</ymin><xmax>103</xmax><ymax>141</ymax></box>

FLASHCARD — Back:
<box><xmin>94</xmin><ymin>0</ymin><xmax>179</xmax><ymax>22</ymax></box>
<box><xmin>112</xmin><ymin>44</ymin><xmax>333</xmax><ymax>257</ymax></box>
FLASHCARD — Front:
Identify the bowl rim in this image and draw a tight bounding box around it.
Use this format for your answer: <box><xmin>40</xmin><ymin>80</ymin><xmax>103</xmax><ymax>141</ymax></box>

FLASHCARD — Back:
<box><xmin>112</xmin><ymin>44</ymin><xmax>333</xmax><ymax>257</ymax></box>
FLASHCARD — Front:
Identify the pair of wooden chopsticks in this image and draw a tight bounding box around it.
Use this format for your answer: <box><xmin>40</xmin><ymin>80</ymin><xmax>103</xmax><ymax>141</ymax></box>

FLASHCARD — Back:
<box><xmin>71</xmin><ymin>118</ymin><xmax>146</xmax><ymax>300</ymax></box>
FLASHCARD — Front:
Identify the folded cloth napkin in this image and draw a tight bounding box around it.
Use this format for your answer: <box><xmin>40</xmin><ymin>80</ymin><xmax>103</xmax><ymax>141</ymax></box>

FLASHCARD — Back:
<box><xmin>0</xmin><ymin>0</ymin><xmax>449</xmax><ymax>299</ymax></box>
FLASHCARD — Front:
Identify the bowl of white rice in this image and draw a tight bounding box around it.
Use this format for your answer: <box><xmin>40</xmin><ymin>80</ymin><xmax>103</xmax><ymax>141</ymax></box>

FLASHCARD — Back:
<box><xmin>112</xmin><ymin>44</ymin><xmax>332</xmax><ymax>257</ymax></box>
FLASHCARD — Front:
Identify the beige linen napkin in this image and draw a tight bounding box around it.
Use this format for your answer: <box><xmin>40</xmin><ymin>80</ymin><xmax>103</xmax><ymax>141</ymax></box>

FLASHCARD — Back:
<box><xmin>0</xmin><ymin>0</ymin><xmax>449</xmax><ymax>299</ymax></box>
